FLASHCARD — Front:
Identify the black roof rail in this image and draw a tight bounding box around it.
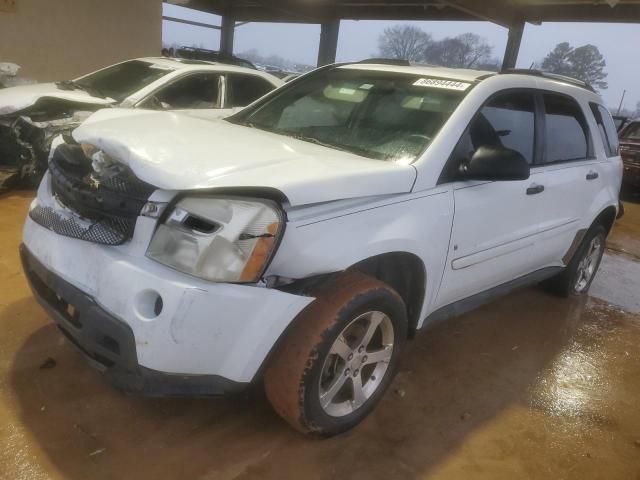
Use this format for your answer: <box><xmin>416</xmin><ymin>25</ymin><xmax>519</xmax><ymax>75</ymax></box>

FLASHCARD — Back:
<box><xmin>500</xmin><ymin>68</ymin><xmax>595</xmax><ymax>93</ymax></box>
<box><xmin>356</xmin><ymin>58</ymin><xmax>411</xmax><ymax>66</ymax></box>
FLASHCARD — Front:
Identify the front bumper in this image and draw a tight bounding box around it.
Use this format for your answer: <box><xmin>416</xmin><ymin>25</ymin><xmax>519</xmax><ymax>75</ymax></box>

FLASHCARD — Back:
<box><xmin>21</xmin><ymin>244</ymin><xmax>244</xmax><ymax>396</ymax></box>
<box><xmin>22</xmin><ymin>207</ymin><xmax>313</xmax><ymax>390</ymax></box>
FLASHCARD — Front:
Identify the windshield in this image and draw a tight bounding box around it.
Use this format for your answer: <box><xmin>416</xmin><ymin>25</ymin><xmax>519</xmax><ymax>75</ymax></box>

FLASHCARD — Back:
<box><xmin>231</xmin><ymin>68</ymin><xmax>469</xmax><ymax>162</ymax></box>
<box><xmin>74</xmin><ymin>60</ymin><xmax>174</xmax><ymax>102</ymax></box>
<box><xmin>621</xmin><ymin>122</ymin><xmax>640</xmax><ymax>140</ymax></box>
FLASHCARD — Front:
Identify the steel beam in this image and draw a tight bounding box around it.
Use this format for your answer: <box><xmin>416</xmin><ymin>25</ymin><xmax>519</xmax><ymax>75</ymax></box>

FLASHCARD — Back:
<box><xmin>220</xmin><ymin>14</ymin><xmax>235</xmax><ymax>56</ymax></box>
<box><xmin>317</xmin><ymin>19</ymin><xmax>340</xmax><ymax>66</ymax></box>
<box><xmin>501</xmin><ymin>21</ymin><xmax>525</xmax><ymax>71</ymax></box>
<box><xmin>162</xmin><ymin>16</ymin><xmax>221</xmax><ymax>30</ymax></box>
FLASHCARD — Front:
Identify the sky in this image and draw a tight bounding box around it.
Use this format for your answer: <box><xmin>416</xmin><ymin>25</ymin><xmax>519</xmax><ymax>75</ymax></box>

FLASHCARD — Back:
<box><xmin>163</xmin><ymin>3</ymin><xmax>640</xmax><ymax>110</ymax></box>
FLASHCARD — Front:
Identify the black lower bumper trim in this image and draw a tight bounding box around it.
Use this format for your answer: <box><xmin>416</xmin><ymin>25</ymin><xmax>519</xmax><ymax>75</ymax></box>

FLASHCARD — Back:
<box><xmin>20</xmin><ymin>244</ymin><xmax>247</xmax><ymax>397</ymax></box>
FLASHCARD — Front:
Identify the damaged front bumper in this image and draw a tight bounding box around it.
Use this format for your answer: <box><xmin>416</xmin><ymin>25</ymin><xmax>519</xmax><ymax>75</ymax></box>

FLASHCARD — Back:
<box><xmin>22</xmin><ymin>175</ymin><xmax>313</xmax><ymax>391</ymax></box>
<box><xmin>21</xmin><ymin>244</ymin><xmax>247</xmax><ymax>396</ymax></box>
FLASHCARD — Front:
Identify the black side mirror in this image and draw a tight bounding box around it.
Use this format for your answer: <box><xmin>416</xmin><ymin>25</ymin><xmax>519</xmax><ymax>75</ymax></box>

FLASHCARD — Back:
<box><xmin>462</xmin><ymin>145</ymin><xmax>530</xmax><ymax>181</ymax></box>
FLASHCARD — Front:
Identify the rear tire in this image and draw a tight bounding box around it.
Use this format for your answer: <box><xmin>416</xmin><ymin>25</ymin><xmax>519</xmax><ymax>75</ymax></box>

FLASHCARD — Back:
<box><xmin>264</xmin><ymin>271</ymin><xmax>407</xmax><ymax>436</ymax></box>
<box><xmin>545</xmin><ymin>224</ymin><xmax>607</xmax><ymax>297</ymax></box>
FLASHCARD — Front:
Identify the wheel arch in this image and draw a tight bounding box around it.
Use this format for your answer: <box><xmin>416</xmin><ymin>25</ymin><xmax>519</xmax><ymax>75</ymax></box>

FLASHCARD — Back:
<box><xmin>591</xmin><ymin>204</ymin><xmax>617</xmax><ymax>234</ymax></box>
<box><xmin>348</xmin><ymin>251</ymin><xmax>426</xmax><ymax>338</ymax></box>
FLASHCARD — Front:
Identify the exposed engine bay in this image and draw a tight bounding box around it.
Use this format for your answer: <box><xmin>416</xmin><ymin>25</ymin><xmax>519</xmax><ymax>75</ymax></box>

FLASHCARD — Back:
<box><xmin>0</xmin><ymin>98</ymin><xmax>102</xmax><ymax>191</ymax></box>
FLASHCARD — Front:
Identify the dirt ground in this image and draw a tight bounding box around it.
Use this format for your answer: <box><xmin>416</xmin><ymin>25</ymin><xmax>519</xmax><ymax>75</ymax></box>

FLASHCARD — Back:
<box><xmin>0</xmin><ymin>190</ymin><xmax>639</xmax><ymax>480</ymax></box>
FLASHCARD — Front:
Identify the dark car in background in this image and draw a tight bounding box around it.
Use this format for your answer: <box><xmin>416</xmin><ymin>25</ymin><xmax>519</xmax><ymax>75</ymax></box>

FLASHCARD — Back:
<box><xmin>619</xmin><ymin>121</ymin><xmax>640</xmax><ymax>190</ymax></box>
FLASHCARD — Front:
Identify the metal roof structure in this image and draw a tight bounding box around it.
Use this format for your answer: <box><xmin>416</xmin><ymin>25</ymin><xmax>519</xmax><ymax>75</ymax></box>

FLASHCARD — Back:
<box><xmin>172</xmin><ymin>1</ymin><xmax>640</xmax><ymax>25</ymax></box>
<box><xmin>165</xmin><ymin>1</ymin><xmax>640</xmax><ymax>68</ymax></box>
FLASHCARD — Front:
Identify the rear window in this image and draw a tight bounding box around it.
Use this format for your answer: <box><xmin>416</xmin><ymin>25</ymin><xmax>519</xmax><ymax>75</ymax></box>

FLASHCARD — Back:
<box><xmin>543</xmin><ymin>94</ymin><xmax>591</xmax><ymax>163</ymax></box>
<box><xmin>621</xmin><ymin>122</ymin><xmax>640</xmax><ymax>140</ymax></box>
<box><xmin>590</xmin><ymin>103</ymin><xmax>619</xmax><ymax>157</ymax></box>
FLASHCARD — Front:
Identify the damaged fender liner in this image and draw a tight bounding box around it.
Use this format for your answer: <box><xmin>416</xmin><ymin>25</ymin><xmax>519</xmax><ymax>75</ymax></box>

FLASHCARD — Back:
<box><xmin>30</xmin><ymin>143</ymin><xmax>156</xmax><ymax>245</ymax></box>
<box><xmin>20</xmin><ymin>244</ymin><xmax>247</xmax><ymax>397</ymax></box>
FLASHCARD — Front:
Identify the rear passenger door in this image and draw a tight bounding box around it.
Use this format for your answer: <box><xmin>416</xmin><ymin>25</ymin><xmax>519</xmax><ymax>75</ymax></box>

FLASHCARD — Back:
<box><xmin>534</xmin><ymin>92</ymin><xmax>604</xmax><ymax>266</ymax></box>
<box><xmin>435</xmin><ymin>90</ymin><xmax>548</xmax><ymax>309</ymax></box>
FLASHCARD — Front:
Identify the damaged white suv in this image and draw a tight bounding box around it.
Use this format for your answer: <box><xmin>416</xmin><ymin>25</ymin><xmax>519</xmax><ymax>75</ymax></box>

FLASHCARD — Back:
<box><xmin>21</xmin><ymin>61</ymin><xmax>622</xmax><ymax>436</ymax></box>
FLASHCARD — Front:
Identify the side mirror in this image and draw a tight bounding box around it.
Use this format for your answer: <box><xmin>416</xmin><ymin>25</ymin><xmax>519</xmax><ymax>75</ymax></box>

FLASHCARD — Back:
<box><xmin>462</xmin><ymin>145</ymin><xmax>530</xmax><ymax>181</ymax></box>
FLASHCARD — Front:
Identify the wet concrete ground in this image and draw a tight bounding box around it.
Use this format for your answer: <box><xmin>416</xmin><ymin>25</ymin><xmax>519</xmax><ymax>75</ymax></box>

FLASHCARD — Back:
<box><xmin>0</xmin><ymin>191</ymin><xmax>639</xmax><ymax>480</ymax></box>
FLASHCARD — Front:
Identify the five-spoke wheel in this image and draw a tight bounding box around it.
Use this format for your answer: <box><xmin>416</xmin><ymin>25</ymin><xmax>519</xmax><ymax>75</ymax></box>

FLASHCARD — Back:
<box><xmin>319</xmin><ymin>311</ymin><xmax>394</xmax><ymax>417</ymax></box>
<box><xmin>264</xmin><ymin>271</ymin><xmax>407</xmax><ymax>436</ymax></box>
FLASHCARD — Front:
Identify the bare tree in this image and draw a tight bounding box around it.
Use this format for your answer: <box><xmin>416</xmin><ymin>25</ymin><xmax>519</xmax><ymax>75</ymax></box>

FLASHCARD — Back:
<box><xmin>377</xmin><ymin>25</ymin><xmax>432</xmax><ymax>62</ymax></box>
<box><xmin>423</xmin><ymin>33</ymin><xmax>493</xmax><ymax>68</ymax></box>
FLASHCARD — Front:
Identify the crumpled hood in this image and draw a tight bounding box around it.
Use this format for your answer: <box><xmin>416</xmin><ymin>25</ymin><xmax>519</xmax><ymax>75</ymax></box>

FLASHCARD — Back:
<box><xmin>0</xmin><ymin>82</ymin><xmax>114</xmax><ymax>116</ymax></box>
<box><xmin>73</xmin><ymin>109</ymin><xmax>417</xmax><ymax>206</ymax></box>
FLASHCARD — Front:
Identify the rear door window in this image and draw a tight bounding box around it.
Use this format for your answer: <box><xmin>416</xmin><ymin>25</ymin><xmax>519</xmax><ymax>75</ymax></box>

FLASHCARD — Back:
<box><xmin>589</xmin><ymin>103</ymin><xmax>619</xmax><ymax>157</ymax></box>
<box><xmin>147</xmin><ymin>73</ymin><xmax>221</xmax><ymax>109</ymax></box>
<box><xmin>543</xmin><ymin>94</ymin><xmax>591</xmax><ymax>163</ymax></box>
<box><xmin>226</xmin><ymin>74</ymin><xmax>275</xmax><ymax>107</ymax></box>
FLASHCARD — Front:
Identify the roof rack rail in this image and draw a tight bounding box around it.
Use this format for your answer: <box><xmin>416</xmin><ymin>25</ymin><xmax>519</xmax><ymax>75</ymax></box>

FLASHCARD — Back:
<box><xmin>356</xmin><ymin>58</ymin><xmax>411</xmax><ymax>66</ymax></box>
<box><xmin>500</xmin><ymin>68</ymin><xmax>595</xmax><ymax>93</ymax></box>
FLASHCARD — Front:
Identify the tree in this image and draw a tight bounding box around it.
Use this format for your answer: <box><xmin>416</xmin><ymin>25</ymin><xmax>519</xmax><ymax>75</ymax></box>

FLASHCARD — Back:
<box><xmin>567</xmin><ymin>45</ymin><xmax>608</xmax><ymax>90</ymax></box>
<box><xmin>377</xmin><ymin>25</ymin><xmax>432</xmax><ymax>62</ymax></box>
<box><xmin>540</xmin><ymin>42</ymin><xmax>573</xmax><ymax>75</ymax></box>
<box><xmin>541</xmin><ymin>42</ymin><xmax>608</xmax><ymax>90</ymax></box>
<box><xmin>423</xmin><ymin>33</ymin><xmax>493</xmax><ymax>68</ymax></box>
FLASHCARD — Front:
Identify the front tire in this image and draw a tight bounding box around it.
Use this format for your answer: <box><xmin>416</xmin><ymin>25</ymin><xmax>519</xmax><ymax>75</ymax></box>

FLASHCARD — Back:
<box><xmin>264</xmin><ymin>271</ymin><xmax>407</xmax><ymax>436</ymax></box>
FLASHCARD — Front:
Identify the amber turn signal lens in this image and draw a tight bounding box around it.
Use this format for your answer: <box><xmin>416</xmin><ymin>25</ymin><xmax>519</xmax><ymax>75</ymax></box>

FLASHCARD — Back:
<box><xmin>239</xmin><ymin>222</ymin><xmax>280</xmax><ymax>282</ymax></box>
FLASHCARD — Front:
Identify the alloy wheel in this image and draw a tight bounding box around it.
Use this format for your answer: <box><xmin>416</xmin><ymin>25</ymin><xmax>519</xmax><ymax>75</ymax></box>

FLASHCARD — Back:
<box><xmin>574</xmin><ymin>235</ymin><xmax>604</xmax><ymax>293</ymax></box>
<box><xmin>318</xmin><ymin>311</ymin><xmax>395</xmax><ymax>417</ymax></box>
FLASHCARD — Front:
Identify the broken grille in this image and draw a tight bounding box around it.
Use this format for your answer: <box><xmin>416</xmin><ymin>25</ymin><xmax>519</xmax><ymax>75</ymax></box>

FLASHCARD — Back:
<box><xmin>30</xmin><ymin>143</ymin><xmax>155</xmax><ymax>245</ymax></box>
<box><xmin>29</xmin><ymin>204</ymin><xmax>134</xmax><ymax>245</ymax></box>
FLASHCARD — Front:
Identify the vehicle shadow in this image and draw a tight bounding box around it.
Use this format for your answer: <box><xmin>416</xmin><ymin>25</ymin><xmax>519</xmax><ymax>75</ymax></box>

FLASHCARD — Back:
<box><xmin>6</xmin><ymin>290</ymin><xmax>592</xmax><ymax>480</ymax></box>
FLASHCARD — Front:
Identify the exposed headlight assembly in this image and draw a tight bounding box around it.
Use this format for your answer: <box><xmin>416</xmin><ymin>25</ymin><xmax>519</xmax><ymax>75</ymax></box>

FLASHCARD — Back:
<box><xmin>146</xmin><ymin>196</ymin><xmax>283</xmax><ymax>283</ymax></box>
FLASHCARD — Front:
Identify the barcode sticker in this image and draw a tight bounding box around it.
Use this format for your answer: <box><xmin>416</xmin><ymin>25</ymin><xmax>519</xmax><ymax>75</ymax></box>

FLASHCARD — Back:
<box><xmin>413</xmin><ymin>78</ymin><xmax>471</xmax><ymax>91</ymax></box>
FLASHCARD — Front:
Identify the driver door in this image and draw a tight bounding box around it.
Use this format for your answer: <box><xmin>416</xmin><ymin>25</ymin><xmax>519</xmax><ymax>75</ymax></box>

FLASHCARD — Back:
<box><xmin>434</xmin><ymin>90</ymin><xmax>548</xmax><ymax>309</ymax></box>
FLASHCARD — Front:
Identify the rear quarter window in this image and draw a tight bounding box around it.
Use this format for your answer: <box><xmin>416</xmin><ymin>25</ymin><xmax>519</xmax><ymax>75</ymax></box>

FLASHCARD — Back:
<box><xmin>589</xmin><ymin>103</ymin><xmax>619</xmax><ymax>157</ymax></box>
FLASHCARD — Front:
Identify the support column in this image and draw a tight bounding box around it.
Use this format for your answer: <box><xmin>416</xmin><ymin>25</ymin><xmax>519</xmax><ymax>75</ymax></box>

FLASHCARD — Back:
<box><xmin>501</xmin><ymin>21</ymin><xmax>524</xmax><ymax>71</ymax></box>
<box><xmin>317</xmin><ymin>19</ymin><xmax>340</xmax><ymax>66</ymax></box>
<box><xmin>220</xmin><ymin>14</ymin><xmax>235</xmax><ymax>56</ymax></box>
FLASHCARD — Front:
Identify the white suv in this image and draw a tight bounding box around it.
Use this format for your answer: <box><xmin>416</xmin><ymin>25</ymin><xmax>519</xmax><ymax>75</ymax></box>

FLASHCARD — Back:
<box><xmin>21</xmin><ymin>61</ymin><xmax>622</xmax><ymax>436</ymax></box>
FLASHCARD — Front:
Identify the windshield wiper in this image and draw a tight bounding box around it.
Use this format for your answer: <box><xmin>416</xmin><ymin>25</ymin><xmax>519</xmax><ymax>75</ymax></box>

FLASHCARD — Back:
<box><xmin>56</xmin><ymin>80</ymin><xmax>107</xmax><ymax>99</ymax></box>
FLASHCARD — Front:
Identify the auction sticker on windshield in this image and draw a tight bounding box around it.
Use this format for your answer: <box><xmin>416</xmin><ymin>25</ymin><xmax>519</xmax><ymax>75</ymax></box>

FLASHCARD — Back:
<box><xmin>413</xmin><ymin>78</ymin><xmax>471</xmax><ymax>91</ymax></box>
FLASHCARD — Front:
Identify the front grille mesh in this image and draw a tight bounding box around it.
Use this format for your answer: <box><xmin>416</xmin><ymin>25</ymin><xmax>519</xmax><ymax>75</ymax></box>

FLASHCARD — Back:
<box><xmin>29</xmin><ymin>143</ymin><xmax>155</xmax><ymax>245</ymax></box>
<box><xmin>30</xmin><ymin>204</ymin><xmax>135</xmax><ymax>246</ymax></box>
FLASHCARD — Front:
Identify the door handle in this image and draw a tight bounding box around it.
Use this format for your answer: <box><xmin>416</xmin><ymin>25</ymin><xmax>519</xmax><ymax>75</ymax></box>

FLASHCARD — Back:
<box><xmin>586</xmin><ymin>171</ymin><xmax>599</xmax><ymax>180</ymax></box>
<box><xmin>526</xmin><ymin>184</ymin><xmax>545</xmax><ymax>195</ymax></box>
